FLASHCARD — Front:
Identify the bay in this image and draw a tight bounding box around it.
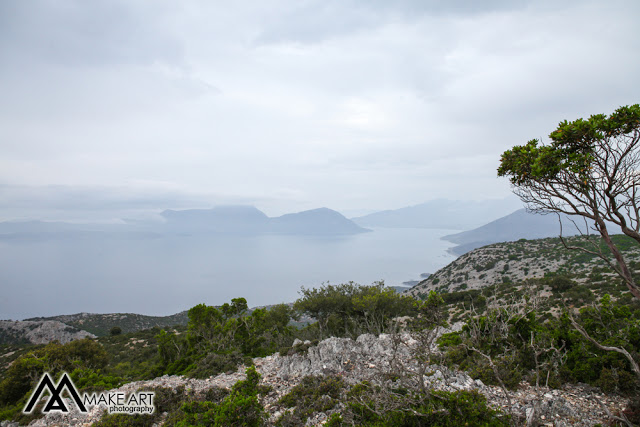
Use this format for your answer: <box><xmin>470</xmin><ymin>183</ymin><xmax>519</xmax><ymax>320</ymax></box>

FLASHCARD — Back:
<box><xmin>0</xmin><ymin>228</ymin><xmax>458</xmax><ymax>320</ymax></box>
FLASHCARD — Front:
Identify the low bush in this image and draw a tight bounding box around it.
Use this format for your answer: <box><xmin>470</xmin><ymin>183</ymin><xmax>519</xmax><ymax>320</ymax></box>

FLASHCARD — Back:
<box><xmin>277</xmin><ymin>375</ymin><xmax>345</xmax><ymax>425</ymax></box>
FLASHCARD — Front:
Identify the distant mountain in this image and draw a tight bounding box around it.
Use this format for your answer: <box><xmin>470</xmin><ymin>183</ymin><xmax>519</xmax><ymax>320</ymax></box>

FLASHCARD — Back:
<box><xmin>0</xmin><ymin>206</ymin><xmax>369</xmax><ymax>237</ymax></box>
<box><xmin>270</xmin><ymin>207</ymin><xmax>369</xmax><ymax>235</ymax></box>
<box><xmin>441</xmin><ymin>209</ymin><xmax>585</xmax><ymax>255</ymax></box>
<box><xmin>351</xmin><ymin>198</ymin><xmax>522</xmax><ymax>230</ymax></box>
<box><xmin>161</xmin><ymin>206</ymin><xmax>368</xmax><ymax>235</ymax></box>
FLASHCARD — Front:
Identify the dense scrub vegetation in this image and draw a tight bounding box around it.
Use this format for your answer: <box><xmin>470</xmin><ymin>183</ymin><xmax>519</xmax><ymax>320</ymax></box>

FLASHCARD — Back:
<box><xmin>429</xmin><ymin>273</ymin><xmax>640</xmax><ymax>396</ymax></box>
<box><xmin>293</xmin><ymin>281</ymin><xmax>416</xmax><ymax>339</ymax></box>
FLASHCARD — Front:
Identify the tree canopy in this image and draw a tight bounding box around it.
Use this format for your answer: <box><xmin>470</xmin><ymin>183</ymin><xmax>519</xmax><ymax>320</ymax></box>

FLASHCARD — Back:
<box><xmin>294</xmin><ymin>281</ymin><xmax>417</xmax><ymax>338</ymax></box>
<box><xmin>498</xmin><ymin>104</ymin><xmax>640</xmax><ymax>300</ymax></box>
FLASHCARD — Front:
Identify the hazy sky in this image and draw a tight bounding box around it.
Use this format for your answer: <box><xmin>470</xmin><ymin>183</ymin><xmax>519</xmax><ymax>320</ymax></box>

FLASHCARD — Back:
<box><xmin>2</xmin><ymin>0</ymin><xmax>639</xmax><ymax>221</ymax></box>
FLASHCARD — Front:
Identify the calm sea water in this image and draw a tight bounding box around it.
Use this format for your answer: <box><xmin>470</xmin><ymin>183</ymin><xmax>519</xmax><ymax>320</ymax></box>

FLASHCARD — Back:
<box><xmin>0</xmin><ymin>228</ymin><xmax>458</xmax><ymax>320</ymax></box>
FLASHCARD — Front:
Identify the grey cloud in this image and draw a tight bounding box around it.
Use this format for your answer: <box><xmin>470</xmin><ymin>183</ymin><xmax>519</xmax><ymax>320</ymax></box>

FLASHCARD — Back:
<box><xmin>0</xmin><ymin>0</ymin><xmax>184</xmax><ymax>68</ymax></box>
<box><xmin>1</xmin><ymin>0</ymin><xmax>639</xmax><ymax>220</ymax></box>
<box><xmin>254</xmin><ymin>0</ymin><xmax>535</xmax><ymax>45</ymax></box>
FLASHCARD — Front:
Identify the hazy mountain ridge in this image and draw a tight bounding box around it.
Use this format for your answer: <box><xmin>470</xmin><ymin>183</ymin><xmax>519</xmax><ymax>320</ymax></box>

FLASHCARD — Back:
<box><xmin>269</xmin><ymin>207</ymin><xmax>367</xmax><ymax>234</ymax></box>
<box><xmin>351</xmin><ymin>197</ymin><xmax>522</xmax><ymax>230</ymax></box>
<box><xmin>160</xmin><ymin>205</ymin><xmax>270</xmax><ymax>233</ymax></box>
<box><xmin>161</xmin><ymin>206</ymin><xmax>369</xmax><ymax>235</ymax></box>
<box><xmin>0</xmin><ymin>205</ymin><xmax>369</xmax><ymax>237</ymax></box>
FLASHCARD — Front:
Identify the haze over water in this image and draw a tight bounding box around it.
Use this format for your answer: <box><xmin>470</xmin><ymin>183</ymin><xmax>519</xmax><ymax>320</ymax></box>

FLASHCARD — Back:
<box><xmin>0</xmin><ymin>228</ymin><xmax>457</xmax><ymax>320</ymax></box>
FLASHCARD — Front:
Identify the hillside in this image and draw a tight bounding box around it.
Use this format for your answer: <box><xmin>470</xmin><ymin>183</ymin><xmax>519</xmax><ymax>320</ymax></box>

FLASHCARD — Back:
<box><xmin>407</xmin><ymin>234</ymin><xmax>640</xmax><ymax>299</ymax></box>
<box><xmin>0</xmin><ymin>320</ymin><xmax>95</xmax><ymax>345</ymax></box>
<box><xmin>441</xmin><ymin>209</ymin><xmax>585</xmax><ymax>255</ymax></box>
<box><xmin>25</xmin><ymin>311</ymin><xmax>189</xmax><ymax>337</ymax></box>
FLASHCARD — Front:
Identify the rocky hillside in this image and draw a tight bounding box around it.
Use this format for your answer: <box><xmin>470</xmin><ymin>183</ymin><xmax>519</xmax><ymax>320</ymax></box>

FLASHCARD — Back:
<box><xmin>407</xmin><ymin>234</ymin><xmax>640</xmax><ymax>298</ymax></box>
<box><xmin>25</xmin><ymin>311</ymin><xmax>189</xmax><ymax>337</ymax></box>
<box><xmin>30</xmin><ymin>331</ymin><xmax>628</xmax><ymax>426</ymax></box>
<box><xmin>0</xmin><ymin>320</ymin><xmax>95</xmax><ymax>345</ymax></box>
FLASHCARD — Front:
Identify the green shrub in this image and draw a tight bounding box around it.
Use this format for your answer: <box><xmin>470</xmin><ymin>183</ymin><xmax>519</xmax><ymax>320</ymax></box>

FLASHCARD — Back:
<box><xmin>294</xmin><ymin>282</ymin><xmax>416</xmax><ymax>338</ymax></box>
<box><xmin>277</xmin><ymin>375</ymin><xmax>345</xmax><ymax>425</ymax></box>
<box><xmin>0</xmin><ymin>339</ymin><xmax>108</xmax><ymax>407</ymax></box>
<box><xmin>173</xmin><ymin>366</ymin><xmax>266</xmax><ymax>427</ymax></box>
<box><xmin>94</xmin><ymin>386</ymin><xmax>187</xmax><ymax>427</ymax></box>
<box><xmin>188</xmin><ymin>351</ymin><xmax>249</xmax><ymax>379</ymax></box>
<box><xmin>437</xmin><ymin>332</ymin><xmax>462</xmax><ymax>348</ymax></box>
<box><xmin>335</xmin><ymin>382</ymin><xmax>509</xmax><ymax>426</ymax></box>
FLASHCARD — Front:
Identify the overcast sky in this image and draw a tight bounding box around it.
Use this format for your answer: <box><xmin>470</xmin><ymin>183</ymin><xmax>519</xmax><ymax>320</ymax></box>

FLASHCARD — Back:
<box><xmin>1</xmin><ymin>0</ymin><xmax>639</xmax><ymax>222</ymax></box>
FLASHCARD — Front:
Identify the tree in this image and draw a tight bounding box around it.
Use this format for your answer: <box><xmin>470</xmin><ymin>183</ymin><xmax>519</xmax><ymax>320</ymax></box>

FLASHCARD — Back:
<box><xmin>294</xmin><ymin>282</ymin><xmax>416</xmax><ymax>339</ymax></box>
<box><xmin>497</xmin><ymin>104</ymin><xmax>640</xmax><ymax>301</ymax></box>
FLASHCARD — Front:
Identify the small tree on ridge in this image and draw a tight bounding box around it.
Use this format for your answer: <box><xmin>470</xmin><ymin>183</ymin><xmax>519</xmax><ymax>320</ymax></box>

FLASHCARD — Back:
<box><xmin>497</xmin><ymin>104</ymin><xmax>640</xmax><ymax>301</ymax></box>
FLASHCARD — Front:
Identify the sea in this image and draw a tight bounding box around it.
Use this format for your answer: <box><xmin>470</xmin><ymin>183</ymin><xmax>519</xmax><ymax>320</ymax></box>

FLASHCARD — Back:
<box><xmin>0</xmin><ymin>227</ymin><xmax>459</xmax><ymax>320</ymax></box>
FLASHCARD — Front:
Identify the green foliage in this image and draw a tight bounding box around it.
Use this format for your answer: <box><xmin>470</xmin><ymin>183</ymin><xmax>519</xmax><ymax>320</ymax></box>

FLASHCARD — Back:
<box><xmin>156</xmin><ymin>299</ymin><xmax>296</xmax><ymax>378</ymax></box>
<box><xmin>439</xmin><ymin>292</ymin><xmax>640</xmax><ymax>395</ymax></box>
<box><xmin>497</xmin><ymin>104</ymin><xmax>640</xmax><ymax>307</ymax></box>
<box><xmin>558</xmin><ymin>295</ymin><xmax>640</xmax><ymax>393</ymax></box>
<box><xmin>96</xmin><ymin>369</ymin><xmax>267</xmax><ymax>427</ymax></box>
<box><xmin>277</xmin><ymin>375</ymin><xmax>345</xmax><ymax>425</ymax></box>
<box><xmin>187</xmin><ymin>351</ymin><xmax>251</xmax><ymax>379</ymax></box>
<box><xmin>497</xmin><ymin>105</ymin><xmax>640</xmax><ymax>186</ymax></box>
<box><xmin>294</xmin><ymin>281</ymin><xmax>416</xmax><ymax>339</ymax></box>
<box><xmin>110</xmin><ymin>327</ymin><xmax>122</xmax><ymax>336</ymax></box>
<box><xmin>0</xmin><ymin>338</ymin><xmax>108</xmax><ymax>407</ymax></box>
<box><xmin>408</xmin><ymin>291</ymin><xmax>448</xmax><ymax>333</ymax></box>
<box><xmin>442</xmin><ymin>305</ymin><xmax>556</xmax><ymax>390</ymax></box>
<box><xmin>546</xmin><ymin>275</ymin><xmax>576</xmax><ymax>292</ymax></box>
<box><xmin>94</xmin><ymin>386</ymin><xmax>189</xmax><ymax>427</ymax></box>
<box><xmin>97</xmin><ymin>327</ymin><xmax>166</xmax><ymax>382</ymax></box>
<box><xmin>437</xmin><ymin>332</ymin><xmax>462</xmax><ymax>348</ymax></box>
<box><xmin>173</xmin><ymin>366</ymin><xmax>266</xmax><ymax>427</ymax></box>
<box><xmin>332</xmin><ymin>381</ymin><xmax>508</xmax><ymax>426</ymax></box>
<box><xmin>70</xmin><ymin>368</ymin><xmax>122</xmax><ymax>392</ymax></box>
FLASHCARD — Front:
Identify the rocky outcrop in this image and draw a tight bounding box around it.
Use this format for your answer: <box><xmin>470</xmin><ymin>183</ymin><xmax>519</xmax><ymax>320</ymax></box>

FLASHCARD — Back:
<box><xmin>0</xmin><ymin>320</ymin><xmax>95</xmax><ymax>345</ymax></box>
<box><xmin>28</xmin><ymin>331</ymin><xmax>630</xmax><ymax>426</ymax></box>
